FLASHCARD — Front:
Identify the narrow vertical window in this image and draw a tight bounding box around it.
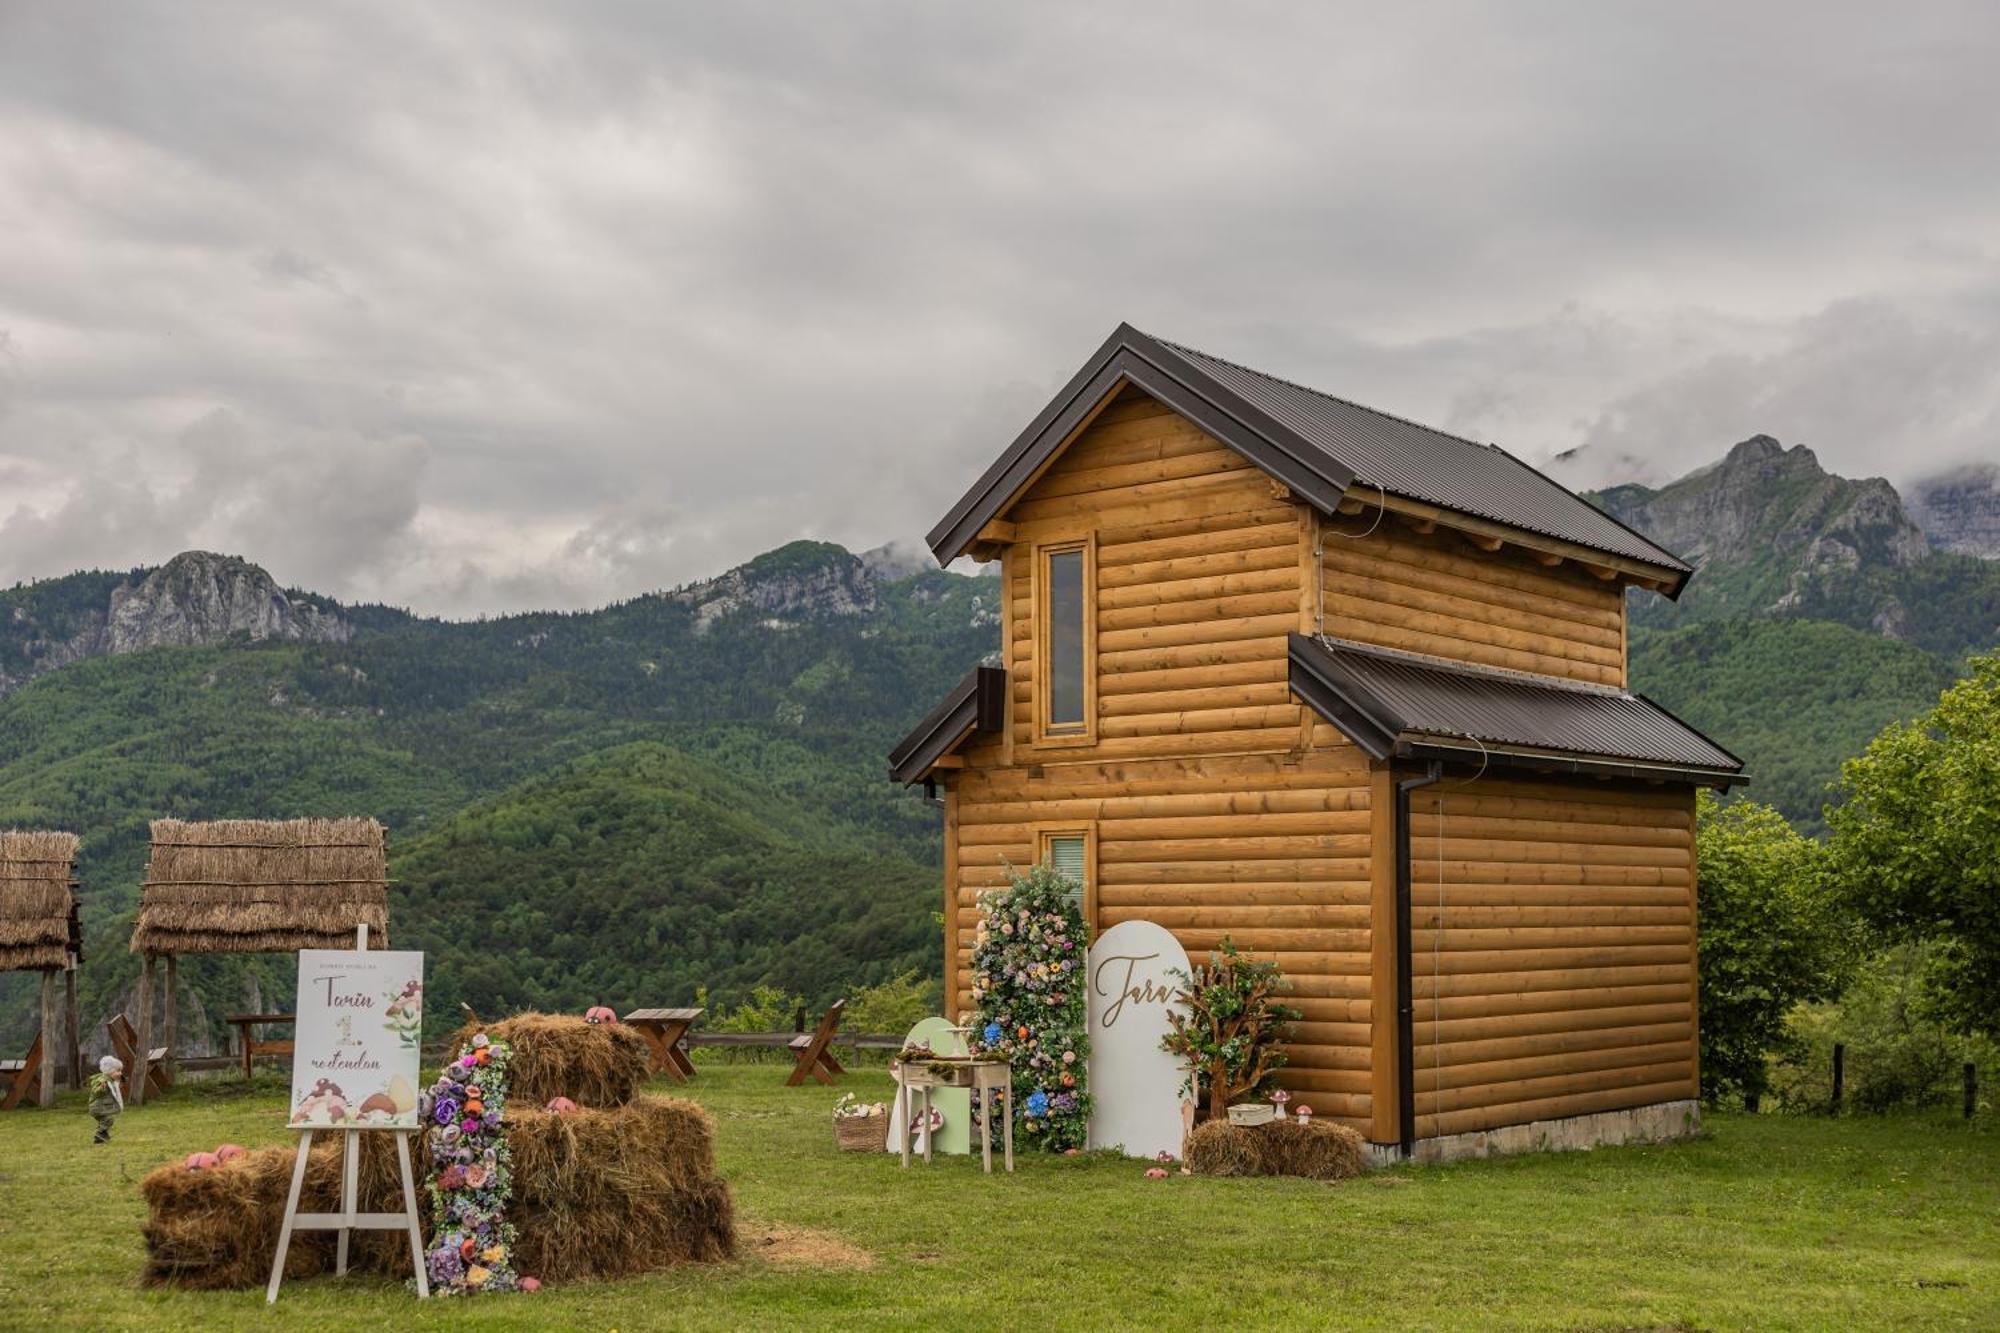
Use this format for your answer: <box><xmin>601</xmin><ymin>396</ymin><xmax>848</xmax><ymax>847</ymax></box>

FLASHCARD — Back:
<box><xmin>1040</xmin><ymin>826</ymin><xmax>1095</xmax><ymax>928</ymax></box>
<box><xmin>1035</xmin><ymin>537</ymin><xmax>1095</xmax><ymax>744</ymax></box>
<box><xmin>1047</xmin><ymin>550</ymin><xmax>1084</xmax><ymax>726</ymax></box>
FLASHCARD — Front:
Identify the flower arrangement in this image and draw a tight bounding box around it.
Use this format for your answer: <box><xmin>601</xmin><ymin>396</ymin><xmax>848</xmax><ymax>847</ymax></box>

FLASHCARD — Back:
<box><xmin>968</xmin><ymin>863</ymin><xmax>1090</xmax><ymax>1151</ymax></box>
<box><xmin>421</xmin><ymin>1033</ymin><xmax>520</xmax><ymax>1295</ymax></box>
<box><xmin>832</xmin><ymin>1092</ymin><xmax>887</xmax><ymax>1120</ymax></box>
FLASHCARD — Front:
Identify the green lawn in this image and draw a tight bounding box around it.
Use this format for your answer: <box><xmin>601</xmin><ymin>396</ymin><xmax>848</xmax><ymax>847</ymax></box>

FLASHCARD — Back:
<box><xmin>1</xmin><ymin>1067</ymin><xmax>1995</xmax><ymax>1330</ymax></box>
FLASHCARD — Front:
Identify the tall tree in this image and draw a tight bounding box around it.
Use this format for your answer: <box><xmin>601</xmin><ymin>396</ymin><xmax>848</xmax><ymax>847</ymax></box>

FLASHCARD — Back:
<box><xmin>1695</xmin><ymin>791</ymin><xmax>1849</xmax><ymax>1104</ymax></box>
<box><xmin>1828</xmin><ymin>653</ymin><xmax>2000</xmax><ymax>1039</ymax></box>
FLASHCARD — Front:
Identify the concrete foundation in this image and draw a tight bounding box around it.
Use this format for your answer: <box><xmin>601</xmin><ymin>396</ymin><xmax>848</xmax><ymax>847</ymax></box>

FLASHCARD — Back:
<box><xmin>1364</xmin><ymin>1099</ymin><xmax>1702</xmax><ymax>1168</ymax></box>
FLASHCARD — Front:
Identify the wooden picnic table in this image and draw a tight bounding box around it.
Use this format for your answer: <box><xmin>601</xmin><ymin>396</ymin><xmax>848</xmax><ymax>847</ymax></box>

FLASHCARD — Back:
<box><xmin>225</xmin><ymin>1013</ymin><xmax>296</xmax><ymax>1079</ymax></box>
<box><xmin>624</xmin><ymin>1007</ymin><xmax>703</xmax><ymax>1082</ymax></box>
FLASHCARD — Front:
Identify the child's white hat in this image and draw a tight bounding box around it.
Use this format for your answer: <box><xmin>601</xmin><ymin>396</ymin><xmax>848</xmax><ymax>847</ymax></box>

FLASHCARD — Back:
<box><xmin>99</xmin><ymin>1054</ymin><xmax>123</xmax><ymax>1073</ymax></box>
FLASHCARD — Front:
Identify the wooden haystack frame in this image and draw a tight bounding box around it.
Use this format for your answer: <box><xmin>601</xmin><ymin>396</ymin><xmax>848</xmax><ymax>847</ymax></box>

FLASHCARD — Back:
<box><xmin>128</xmin><ymin>818</ymin><xmax>390</xmax><ymax>1103</ymax></box>
<box><xmin>0</xmin><ymin>831</ymin><xmax>82</xmax><ymax>1108</ymax></box>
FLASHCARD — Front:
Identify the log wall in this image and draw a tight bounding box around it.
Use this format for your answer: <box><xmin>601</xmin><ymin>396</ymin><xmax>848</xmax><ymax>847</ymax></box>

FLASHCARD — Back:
<box><xmin>1317</xmin><ymin>513</ymin><xmax>1627</xmax><ymax>687</ymax></box>
<box><xmin>947</xmin><ymin>744</ymin><xmax>1379</xmax><ymax>1130</ymax></box>
<box><xmin>1401</xmin><ymin>776</ymin><xmax>1698</xmax><ymax>1139</ymax></box>
<box><xmin>1003</xmin><ymin>389</ymin><xmax>1307</xmax><ymax>762</ymax></box>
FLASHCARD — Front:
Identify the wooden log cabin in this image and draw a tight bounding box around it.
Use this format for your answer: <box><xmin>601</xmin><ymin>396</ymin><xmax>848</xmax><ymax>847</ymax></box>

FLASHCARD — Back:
<box><xmin>889</xmin><ymin>324</ymin><xmax>1744</xmax><ymax>1160</ymax></box>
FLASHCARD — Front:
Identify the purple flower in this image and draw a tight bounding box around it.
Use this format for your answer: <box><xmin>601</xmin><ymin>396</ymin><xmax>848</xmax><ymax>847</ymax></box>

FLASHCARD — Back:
<box><xmin>433</xmin><ymin>1097</ymin><xmax>460</xmax><ymax>1126</ymax></box>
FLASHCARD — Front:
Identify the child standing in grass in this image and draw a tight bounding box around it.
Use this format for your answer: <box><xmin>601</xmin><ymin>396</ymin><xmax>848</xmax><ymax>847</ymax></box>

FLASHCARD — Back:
<box><xmin>88</xmin><ymin>1054</ymin><xmax>124</xmax><ymax>1143</ymax></box>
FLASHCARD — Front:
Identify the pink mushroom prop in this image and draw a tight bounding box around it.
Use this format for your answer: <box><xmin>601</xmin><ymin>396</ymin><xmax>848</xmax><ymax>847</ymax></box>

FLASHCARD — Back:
<box><xmin>545</xmin><ymin>1096</ymin><xmax>579</xmax><ymax>1115</ymax></box>
<box><xmin>214</xmin><ymin>1143</ymin><xmax>246</xmax><ymax>1162</ymax></box>
<box><xmin>584</xmin><ymin>1005</ymin><xmax>618</xmax><ymax>1025</ymax></box>
<box><xmin>184</xmin><ymin>1151</ymin><xmax>219</xmax><ymax>1172</ymax></box>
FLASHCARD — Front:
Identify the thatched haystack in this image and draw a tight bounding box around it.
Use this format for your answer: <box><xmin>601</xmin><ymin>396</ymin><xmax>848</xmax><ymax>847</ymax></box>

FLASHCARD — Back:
<box><xmin>1186</xmin><ymin>1118</ymin><xmax>1367</xmax><ymax>1181</ymax></box>
<box><xmin>130</xmin><ymin>818</ymin><xmax>389</xmax><ymax>956</ymax></box>
<box><xmin>448</xmin><ymin>1012</ymin><xmax>653</xmax><ymax>1109</ymax></box>
<box><xmin>0</xmin><ymin>830</ymin><xmax>79</xmax><ymax>974</ymax></box>
<box><xmin>141</xmin><ymin>1098</ymin><xmax>735</xmax><ymax>1289</ymax></box>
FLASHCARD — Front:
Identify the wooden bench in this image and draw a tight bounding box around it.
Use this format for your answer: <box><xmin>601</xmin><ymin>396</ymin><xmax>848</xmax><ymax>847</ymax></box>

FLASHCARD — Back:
<box><xmin>786</xmin><ymin>999</ymin><xmax>847</xmax><ymax>1087</ymax></box>
<box><xmin>106</xmin><ymin>1014</ymin><xmax>171</xmax><ymax>1097</ymax></box>
<box><xmin>225</xmin><ymin>1013</ymin><xmax>296</xmax><ymax>1079</ymax></box>
<box><xmin>0</xmin><ymin>1033</ymin><xmax>43</xmax><ymax>1111</ymax></box>
<box><xmin>623</xmin><ymin>1007</ymin><xmax>703</xmax><ymax>1082</ymax></box>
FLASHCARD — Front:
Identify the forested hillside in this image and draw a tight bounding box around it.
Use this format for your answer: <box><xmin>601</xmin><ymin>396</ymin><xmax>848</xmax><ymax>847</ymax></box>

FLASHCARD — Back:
<box><xmin>0</xmin><ymin>542</ymin><xmax>995</xmax><ymax>1049</ymax></box>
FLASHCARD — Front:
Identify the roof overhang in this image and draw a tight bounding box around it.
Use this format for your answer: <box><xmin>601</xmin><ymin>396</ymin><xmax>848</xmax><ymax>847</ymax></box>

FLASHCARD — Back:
<box><xmin>927</xmin><ymin>324</ymin><xmax>1356</xmax><ymax>565</ymax></box>
<box><xmin>1288</xmin><ymin>633</ymin><xmax>1746</xmax><ymax>789</ymax></box>
<box><xmin>888</xmin><ymin>665</ymin><xmax>1007</xmax><ymax>786</ymax></box>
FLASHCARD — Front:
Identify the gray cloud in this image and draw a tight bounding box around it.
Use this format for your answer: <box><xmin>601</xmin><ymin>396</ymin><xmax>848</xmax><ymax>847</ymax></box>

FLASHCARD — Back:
<box><xmin>1</xmin><ymin>2</ymin><xmax>1997</xmax><ymax>613</ymax></box>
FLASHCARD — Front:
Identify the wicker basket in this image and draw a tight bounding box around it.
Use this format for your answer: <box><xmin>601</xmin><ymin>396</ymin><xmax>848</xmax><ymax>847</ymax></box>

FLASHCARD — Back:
<box><xmin>834</xmin><ymin>1112</ymin><xmax>888</xmax><ymax>1152</ymax></box>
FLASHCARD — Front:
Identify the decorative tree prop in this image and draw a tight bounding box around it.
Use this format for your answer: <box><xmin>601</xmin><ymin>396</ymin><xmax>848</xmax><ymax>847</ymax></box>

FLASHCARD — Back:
<box><xmin>1160</xmin><ymin>939</ymin><xmax>1301</xmax><ymax>1121</ymax></box>
<box><xmin>968</xmin><ymin>864</ymin><xmax>1090</xmax><ymax>1150</ymax></box>
<box><xmin>422</xmin><ymin>1033</ymin><xmax>520</xmax><ymax>1295</ymax></box>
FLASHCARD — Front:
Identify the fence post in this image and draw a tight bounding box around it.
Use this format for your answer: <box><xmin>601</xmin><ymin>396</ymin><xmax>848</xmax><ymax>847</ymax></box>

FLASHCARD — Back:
<box><xmin>1831</xmin><ymin>1042</ymin><xmax>1844</xmax><ymax>1114</ymax></box>
<box><xmin>1967</xmin><ymin>1062</ymin><xmax>1978</xmax><ymax>1120</ymax></box>
<box><xmin>794</xmin><ymin>1006</ymin><xmax>807</xmax><ymax>1034</ymax></box>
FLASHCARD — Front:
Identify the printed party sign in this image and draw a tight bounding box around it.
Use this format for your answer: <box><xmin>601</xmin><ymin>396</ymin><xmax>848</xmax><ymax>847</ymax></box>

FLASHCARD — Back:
<box><xmin>1086</xmin><ymin>920</ymin><xmax>1190</xmax><ymax>1158</ymax></box>
<box><xmin>288</xmin><ymin>949</ymin><xmax>425</xmax><ymax>1130</ymax></box>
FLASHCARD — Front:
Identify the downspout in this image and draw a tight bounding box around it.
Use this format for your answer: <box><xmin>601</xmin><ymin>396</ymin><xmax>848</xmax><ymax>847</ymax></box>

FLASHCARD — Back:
<box><xmin>1395</xmin><ymin>761</ymin><xmax>1444</xmax><ymax>1157</ymax></box>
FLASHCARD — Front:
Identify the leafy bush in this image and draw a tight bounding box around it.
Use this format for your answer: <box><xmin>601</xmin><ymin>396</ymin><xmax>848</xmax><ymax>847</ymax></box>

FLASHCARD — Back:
<box><xmin>1828</xmin><ymin>652</ymin><xmax>2000</xmax><ymax>1040</ymax></box>
<box><xmin>706</xmin><ymin>984</ymin><xmax>806</xmax><ymax>1033</ymax></box>
<box><xmin>968</xmin><ymin>865</ymin><xmax>1090</xmax><ymax>1150</ymax></box>
<box><xmin>1770</xmin><ymin>944</ymin><xmax>2000</xmax><ymax>1113</ymax></box>
<box><xmin>1160</xmin><ymin>939</ymin><xmax>1300</xmax><ymax>1120</ymax></box>
<box><xmin>843</xmin><ymin>970</ymin><xmax>939</xmax><ymax>1038</ymax></box>
<box><xmin>1695</xmin><ymin>791</ymin><xmax>1852</xmax><ymax>1105</ymax></box>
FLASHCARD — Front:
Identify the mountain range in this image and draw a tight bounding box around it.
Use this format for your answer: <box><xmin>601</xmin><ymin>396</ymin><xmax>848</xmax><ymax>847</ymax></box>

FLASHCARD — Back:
<box><xmin>0</xmin><ymin>437</ymin><xmax>1994</xmax><ymax>1052</ymax></box>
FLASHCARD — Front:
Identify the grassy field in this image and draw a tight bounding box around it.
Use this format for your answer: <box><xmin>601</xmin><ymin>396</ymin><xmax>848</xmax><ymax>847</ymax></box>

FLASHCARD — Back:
<box><xmin>0</xmin><ymin>1067</ymin><xmax>1994</xmax><ymax>1331</ymax></box>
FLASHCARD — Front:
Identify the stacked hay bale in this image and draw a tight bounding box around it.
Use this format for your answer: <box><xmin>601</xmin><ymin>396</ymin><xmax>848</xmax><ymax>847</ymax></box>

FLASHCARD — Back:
<box><xmin>140</xmin><ymin>1133</ymin><xmax>408</xmax><ymax>1288</ymax></box>
<box><xmin>139</xmin><ymin>1011</ymin><xmax>734</xmax><ymax>1289</ymax></box>
<box><xmin>1185</xmin><ymin>1117</ymin><xmax>1367</xmax><ymax>1181</ymax></box>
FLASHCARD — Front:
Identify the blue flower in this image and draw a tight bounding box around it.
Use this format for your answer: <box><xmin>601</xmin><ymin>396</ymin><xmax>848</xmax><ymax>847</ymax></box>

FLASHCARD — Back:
<box><xmin>983</xmin><ymin>1022</ymin><xmax>1001</xmax><ymax>1044</ymax></box>
<box><xmin>1026</xmin><ymin>1089</ymin><xmax>1050</xmax><ymax>1117</ymax></box>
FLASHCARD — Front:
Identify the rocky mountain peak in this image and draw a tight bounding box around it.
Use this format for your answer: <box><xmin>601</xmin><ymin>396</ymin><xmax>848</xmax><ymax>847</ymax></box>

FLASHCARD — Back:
<box><xmin>1906</xmin><ymin>462</ymin><xmax>2000</xmax><ymax>559</ymax></box>
<box><xmin>105</xmin><ymin>552</ymin><xmax>352</xmax><ymax>654</ymax></box>
<box><xmin>1722</xmin><ymin>434</ymin><xmax>1789</xmax><ymax>466</ymax></box>
<box><xmin>671</xmin><ymin>541</ymin><xmax>878</xmax><ymax>633</ymax></box>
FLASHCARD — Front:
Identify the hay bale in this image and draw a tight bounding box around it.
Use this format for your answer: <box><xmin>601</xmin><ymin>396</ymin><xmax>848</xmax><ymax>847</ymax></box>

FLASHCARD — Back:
<box><xmin>144</xmin><ymin>1097</ymin><xmax>732</xmax><ymax>1289</ymax></box>
<box><xmin>143</xmin><ymin>1134</ymin><xmax>422</xmax><ymax>1289</ymax></box>
<box><xmin>1255</xmin><ymin>1119</ymin><xmax>1366</xmax><ymax>1180</ymax></box>
<box><xmin>448</xmin><ymin>1012</ymin><xmax>653</xmax><ymax>1109</ymax></box>
<box><xmin>1184</xmin><ymin>1120</ymin><xmax>1261</xmax><ymax>1177</ymax></box>
<box><xmin>1184</xmin><ymin>1118</ymin><xmax>1366</xmax><ymax>1181</ymax></box>
<box><xmin>509</xmin><ymin>1096</ymin><xmax>736</xmax><ymax>1281</ymax></box>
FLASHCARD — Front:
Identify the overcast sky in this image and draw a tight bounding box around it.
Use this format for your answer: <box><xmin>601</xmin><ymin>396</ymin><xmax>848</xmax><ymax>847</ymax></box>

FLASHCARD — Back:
<box><xmin>3</xmin><ymin>3</ymin><xmax>1997</xmax><ymax>615</ymax></box>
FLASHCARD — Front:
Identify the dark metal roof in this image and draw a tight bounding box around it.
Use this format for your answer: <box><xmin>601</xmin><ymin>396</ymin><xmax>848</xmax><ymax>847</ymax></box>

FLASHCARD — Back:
<box><xmin>887</xmin><ymin>665</ymin><xmax>1006</xmax><ymax>786</ymax></box>
<box><xmin>1160</xmin><ymin>338</ymin><xmax>1690</xmax><ymax>577</ymax></box>
<box><xmin>928</xmin><ymin>324</ymin><xmax>1689</xmax><ymax>588</ymax></box>
<box><xmin>1289</xmin><ymin>634</ymin><xmax>1745</xmax><ymax>787</ymax></box>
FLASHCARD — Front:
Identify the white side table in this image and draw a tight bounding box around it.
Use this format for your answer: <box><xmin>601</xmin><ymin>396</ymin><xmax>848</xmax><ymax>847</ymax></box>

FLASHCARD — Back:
<box><xmin>892</xmin><ymin>1058</ymin><xmax>1013</xmax><ymax>1173</ymax></box>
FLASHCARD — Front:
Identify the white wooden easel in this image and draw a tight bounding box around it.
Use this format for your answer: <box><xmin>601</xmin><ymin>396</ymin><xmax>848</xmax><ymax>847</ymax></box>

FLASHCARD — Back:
<box><xmin>266</xmin><ymin>924</ymin><xmax>429</xmax><ymax>1302</ymax></box>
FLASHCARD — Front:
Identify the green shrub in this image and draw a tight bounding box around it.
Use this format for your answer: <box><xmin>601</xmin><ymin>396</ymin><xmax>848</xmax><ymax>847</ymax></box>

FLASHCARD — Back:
<box><xmin>1770</xmin><ymin>944</ymin><xmax>2000</xmax><ymax>1113</ymax></box>
<box><xmin>844</xmin><ymin>970</ymin><xmax>939</xmax><ymax>1037</ymax></box>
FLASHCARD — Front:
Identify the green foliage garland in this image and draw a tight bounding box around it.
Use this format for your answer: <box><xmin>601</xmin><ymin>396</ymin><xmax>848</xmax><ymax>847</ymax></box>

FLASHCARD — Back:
<box><xmin>969</xmin><ymin>865</ymin><xmax>1090</xmax><ymax>1150</ymax></box>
